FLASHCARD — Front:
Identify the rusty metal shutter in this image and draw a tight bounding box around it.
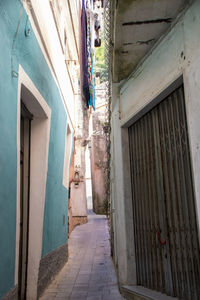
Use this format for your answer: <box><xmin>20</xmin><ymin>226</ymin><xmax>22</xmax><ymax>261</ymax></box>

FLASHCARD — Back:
<box><xmin>128</xmin><ymin>84</ymin><xmax>200</xmax><ymax>299</ymax></box>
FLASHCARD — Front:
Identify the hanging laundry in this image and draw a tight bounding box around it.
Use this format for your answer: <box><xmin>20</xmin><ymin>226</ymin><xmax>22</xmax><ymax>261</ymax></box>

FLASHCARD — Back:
<box><xmin>81</xmin><ymin>0</ymin><xmax>95</xmax><ymax>108</ymax></box>
<box><xmin>81</xmin><ymin>0</ymin><xmax>90</xmax><ymax>107</ymax></box>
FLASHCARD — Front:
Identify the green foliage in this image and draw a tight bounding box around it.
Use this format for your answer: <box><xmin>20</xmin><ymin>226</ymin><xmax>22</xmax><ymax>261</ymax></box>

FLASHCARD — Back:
<box><xmin>94</xmin><ymin>40</ymin><xmax>106</xmax><ymax>83</ymax></box>
<box><xmin>95</xmin><ymin>41</ymin><xmax>105</xmax><ymax>62</ymax></box>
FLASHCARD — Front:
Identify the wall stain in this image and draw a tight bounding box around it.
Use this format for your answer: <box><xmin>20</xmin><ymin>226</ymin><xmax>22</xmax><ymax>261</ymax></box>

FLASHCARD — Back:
<box><xmin>122</xmin><ymin>18</ymin><xmax>172</xmax><ymax>26</ymax></box>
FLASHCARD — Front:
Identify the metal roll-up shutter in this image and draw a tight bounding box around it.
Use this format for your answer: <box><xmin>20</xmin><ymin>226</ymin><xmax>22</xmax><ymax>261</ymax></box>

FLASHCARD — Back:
<box><xmin>128</xmin><ymin>84</ymin><xmax>200</xmax><ymax>299</ymax></box>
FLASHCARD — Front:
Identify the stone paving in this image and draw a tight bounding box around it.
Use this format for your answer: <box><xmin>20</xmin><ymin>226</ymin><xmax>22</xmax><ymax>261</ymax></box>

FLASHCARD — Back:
<box><xmin>39</xmin><ymin>210</ymin><xmax>124</xmax><ymax>300</ymax></box>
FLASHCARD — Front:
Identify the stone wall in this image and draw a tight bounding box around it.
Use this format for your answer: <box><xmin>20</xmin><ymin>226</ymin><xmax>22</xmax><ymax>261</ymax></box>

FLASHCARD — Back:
<box><xmin>37</xmin><ymin>243</ymin><xmax>68</xmax><ymax>298</ymax></box>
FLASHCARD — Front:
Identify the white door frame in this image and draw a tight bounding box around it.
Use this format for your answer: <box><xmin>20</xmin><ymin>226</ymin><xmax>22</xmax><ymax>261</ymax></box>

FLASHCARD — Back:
<box><xmin>15</xmin><ymin>65</ymin><xmax>51</xmax><ymax>299</ymax></box>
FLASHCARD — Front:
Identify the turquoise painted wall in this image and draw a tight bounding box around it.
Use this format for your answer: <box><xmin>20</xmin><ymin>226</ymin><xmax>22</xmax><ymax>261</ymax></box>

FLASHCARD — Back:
<box><xmin>0</xmin><ymin>0</ymin><xmax>70</xmax><ymax>297</ymax></box>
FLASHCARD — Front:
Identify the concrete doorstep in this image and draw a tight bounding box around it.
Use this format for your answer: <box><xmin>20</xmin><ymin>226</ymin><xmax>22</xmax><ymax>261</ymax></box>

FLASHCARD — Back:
<box><xmin>121</xmin><ymin>286</ymin><xmax>178</xmax><ymax>300</ymax></box>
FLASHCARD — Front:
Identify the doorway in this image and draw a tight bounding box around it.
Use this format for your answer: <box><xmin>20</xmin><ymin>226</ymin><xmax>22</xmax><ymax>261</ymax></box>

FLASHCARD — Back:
<box><xmin>15</xmin><ymin>66</ymin><xmax>51</xmax><ymax>299</ymax></box>
<box><xmin>18</xmin><ymin>103</ymin><xmax>33</xmax><ymax>300</ymax></box>
<box><xmin>85</xmin><ymin>143</ymin><xmax>93</xmax><ymax>212</ymax></box>
<box><xmin>128</xmin><ymin>84</ymin><xmax>200</xmax><ymax>299</ymax></box>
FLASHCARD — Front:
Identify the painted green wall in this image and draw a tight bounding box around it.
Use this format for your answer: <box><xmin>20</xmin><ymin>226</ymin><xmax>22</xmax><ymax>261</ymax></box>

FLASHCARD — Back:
<box><xmin>0</xmin><ymin>0</ymin><xmax>70</xmax><ymax>297</ymax></box>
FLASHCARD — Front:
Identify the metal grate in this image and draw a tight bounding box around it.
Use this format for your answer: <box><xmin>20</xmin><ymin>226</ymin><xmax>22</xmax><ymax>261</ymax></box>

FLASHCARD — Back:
<box><xmin>128</xmin><ymin>85</ymin><xmax>200</xmax><ymax>299</ymax></box>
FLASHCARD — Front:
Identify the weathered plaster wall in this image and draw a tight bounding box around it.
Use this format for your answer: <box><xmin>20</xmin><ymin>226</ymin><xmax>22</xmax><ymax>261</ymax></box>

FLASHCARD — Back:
<box><xmin>111</xmin><ymin>0</ymin><xmax>200</xmax><ymax>287</ymax></box>
<box><xmin>111</xmin><ymin>91</ymin><xmax>136</xmax><ymax>286</ymax></box>
<box><xmin>0</xmin><ymin>0</ymin><xmax>73</xmax><ymax>298</ymax></box>
<box><xmin>91</xmin><ymin>111</ymin><xmax>108</xmax><ymax>214</ymax></box>
<box><xmin>90</xmin><ymin>83</ymin><xmax>109</xmax><ymax>215</ymax></box>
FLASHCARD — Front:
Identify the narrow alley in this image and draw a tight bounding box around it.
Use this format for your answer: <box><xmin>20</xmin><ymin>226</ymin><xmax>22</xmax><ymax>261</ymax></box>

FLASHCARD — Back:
<box><xmin>39</xmin><ymin>211</ymin><xmax>123</xmax><ymax>300</ymax></box>
<box><xmin>1</xmin><ymin>1</ymin><xmax>200</xmax><ymax>300</ymax></box>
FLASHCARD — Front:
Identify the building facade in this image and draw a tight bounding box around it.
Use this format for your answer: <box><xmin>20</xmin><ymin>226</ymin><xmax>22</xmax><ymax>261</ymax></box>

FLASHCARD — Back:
<box><xmin>110</xmin><ymin>1</ymin><xmax>200</xmax><ymax>299</ymax></box>
<box><xmin>0</xmin><ymin>0</ymin><xmax>80</xmax><ymax>299</ymax></box>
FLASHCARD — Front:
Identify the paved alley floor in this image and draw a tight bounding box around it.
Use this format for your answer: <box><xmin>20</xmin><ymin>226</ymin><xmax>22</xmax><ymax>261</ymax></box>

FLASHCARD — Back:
<box><xmin>39</xmin><ymin>211</ymin><xmax>124</xmax><ymax>300</ymax></box>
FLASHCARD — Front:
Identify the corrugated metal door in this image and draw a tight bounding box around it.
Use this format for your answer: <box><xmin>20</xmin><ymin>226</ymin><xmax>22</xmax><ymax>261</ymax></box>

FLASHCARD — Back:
<box><xmin>128</xmin><ymin>85</ymin><xmax>200</xmax><ymax>299</ymax></box>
